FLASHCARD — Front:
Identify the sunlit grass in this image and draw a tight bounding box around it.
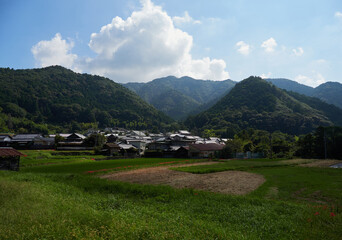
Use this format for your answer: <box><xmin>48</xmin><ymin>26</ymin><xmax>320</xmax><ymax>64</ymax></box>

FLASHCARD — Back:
<box><xmin>0</xmin><ymin>151</ymin><xmax>341</xmax><ymax>239</ymax></box>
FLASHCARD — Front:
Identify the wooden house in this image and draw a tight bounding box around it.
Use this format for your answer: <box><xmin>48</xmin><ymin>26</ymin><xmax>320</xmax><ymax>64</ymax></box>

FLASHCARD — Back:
<box><xmin>11</xmin><ymin>134</ymin><xmax>42</xmax><ymax>149</ymax></box>
<box><xmin>0</xmin><ymin>147</ymin><xmax>24</xmax><ymax>171</ymax></box>
<box><xmin>56</xmin><ymin>133</ymin><xmax>90</xmax><ymax>150</ymax></box>
<box><xmin>33</xmin><ymin>136</ymin><xmax>55</xmax><ymax>149</ymax></box>
<box><xmin>106</xmin><ymin>134</ymin><xmax>118</xmax><ymax>143</ymax></box>
<box><xmin>102</xmin><ymin>143</ymin><xmax>121</xmax><ymax>156</ymax></box>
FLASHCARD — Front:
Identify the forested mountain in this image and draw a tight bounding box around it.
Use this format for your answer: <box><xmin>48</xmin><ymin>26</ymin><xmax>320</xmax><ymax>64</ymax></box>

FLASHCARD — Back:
<box><xmin>313</xmin><ymin>82</ymin><xmax>342</xmax><ymax>109</ymax></box>
<box><xmin>124</xmin><ymin>76</ymin><xmax>236</xmax><ymax>120</ymax></box>
<box><xmin>0</xmin><ymin>66</ymin><xmax>173</xmax><ymax>133</ymax></box>
<box><xmin>185</xmin><ymin>76</ymin><xmax>342</xmax><ymax>137</ymax></box>
<box><xmin>266</xmin><ymin>78</ymin><xmax>342</xmax><ymax>109</ymax></box>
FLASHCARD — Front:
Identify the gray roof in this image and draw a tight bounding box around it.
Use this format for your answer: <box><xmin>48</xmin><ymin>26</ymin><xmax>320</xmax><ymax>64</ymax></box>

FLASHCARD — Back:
<box><xmin>12</xmin><ymin>134</ymin><xmax>42</xmax><ymax>141</ymax></box>
<box><xmin>0</xmin><ymin>136</ymin><xmax>12</xmax><ymax>142</ymax></box>
<box><xmin>118</xmin><ymin>143</ymin><xmax>137</xmax><ymax>150</ymax></box>
<box><xmin>67</xmin><ymin>133</ymin><xmax>86</xmax><ymax>139</ymax></box>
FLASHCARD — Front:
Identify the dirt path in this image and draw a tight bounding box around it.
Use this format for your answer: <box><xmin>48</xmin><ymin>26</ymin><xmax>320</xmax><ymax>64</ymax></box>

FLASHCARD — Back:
<box><xmin>100</xmin><ymin>162</ymin><xmax>265</xmax><ymax>195</ymax></box>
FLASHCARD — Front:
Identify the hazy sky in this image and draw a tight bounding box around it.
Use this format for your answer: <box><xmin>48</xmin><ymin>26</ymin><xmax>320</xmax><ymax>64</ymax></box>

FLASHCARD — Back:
<box><xmin>1</xmin><ymin>0</ymin><xmax>342</xmax><ymax>86</ymax></box>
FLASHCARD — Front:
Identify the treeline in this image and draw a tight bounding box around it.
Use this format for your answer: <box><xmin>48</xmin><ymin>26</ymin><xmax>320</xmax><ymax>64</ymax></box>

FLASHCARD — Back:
<box><xmin>0</xmin><ymin>107</ymin><xmax>182</xmax><ymax>134</ymax></box>
<box><xmin>296</xmin><ymin>126</ymin><xmax>342</xmax><ymax>159</ymax></box>
<box><xmin>219</xmin><ymin>126</ymin><xmax>342</xmax><ymax>160</ymax></box>
<box><xmin>219</xmin><ymin>128</ymin><xmax>296</xmax><ymax>159</ymax></box>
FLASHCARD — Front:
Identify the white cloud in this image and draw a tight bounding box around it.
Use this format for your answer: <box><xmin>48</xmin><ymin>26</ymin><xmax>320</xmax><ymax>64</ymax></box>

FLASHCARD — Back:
<box><xmin>236</xmin><ymin>41</ymin><xmax>250</xmax><ymax>55</ymax></box>
<box><xmin>260</xmin><ymin>72</ymin><xmax>272</xmax><ymax>79</ymax></box>
<box><xmin>172</xmin><ymin>11</ymin><xmax>201</xmax><ymax>25</ymax></box>
<box><xmin>295</xmin><ymin>72</ymin><xmax>326</xmax><ymax>87</ymax></box>
<box><xmin>261</xmin><ymin>37</ymin><xmax>277</xmax><ymax>53</ymax></box>
<box><xmin>292</xmin><ymin>47</ymin><xmax>304</xmax><ymax>56</ymax></box>
<box><xmin>31</xmin><ymin>33</ymin><xmax>77</xmax><ymax>69</ymax></box>
<box><xmin>32</xmin><ymin>0</ymin><xmax>228</xmax><ymax>82</ymax></box>
<box><xmin>335</xmin><ymin>11</ymin><xmax>342</xmax><ymax>19</ymax></box>
<box><xmin>85</xmin><ymin>0</ymin><xmax>228</xmax><ymax>82</ymax></box>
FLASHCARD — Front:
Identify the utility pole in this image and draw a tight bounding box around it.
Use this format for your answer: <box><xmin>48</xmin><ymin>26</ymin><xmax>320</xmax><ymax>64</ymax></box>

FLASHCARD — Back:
<box><xmin>324</xmin><ymin>128</ymin><xmax>327</xmax><ymax>159</ymax></box>
<box><xmin>269</xmin><ymin>133</ymin><xmax>273</xmax><ymax>159</ymax></box>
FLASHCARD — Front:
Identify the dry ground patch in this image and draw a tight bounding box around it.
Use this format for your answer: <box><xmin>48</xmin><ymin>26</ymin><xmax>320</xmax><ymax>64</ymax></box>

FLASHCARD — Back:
<box><xmin>101</xmin><ymin>162</ymin><xmax>265</xmax><ymax>195</ymax></box>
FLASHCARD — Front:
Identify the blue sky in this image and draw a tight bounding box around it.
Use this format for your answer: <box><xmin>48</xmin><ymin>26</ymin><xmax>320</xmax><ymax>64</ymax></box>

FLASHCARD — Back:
<box><xmin>1</xmin><ymin>0</ymin><xmax>342</xmax><ymax>86</ymax></box>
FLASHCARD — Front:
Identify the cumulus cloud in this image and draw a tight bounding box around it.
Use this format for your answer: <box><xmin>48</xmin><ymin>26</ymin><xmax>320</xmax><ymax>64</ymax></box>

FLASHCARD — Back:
<box><xmin>261</xmin><ymin>37</ymin><xmax>277</xmax><ymax>53</ymax></box>
<box><xmin>172</xmin><ymin>11</ymin><xmax>201</xmax><ymax>25</ymax></box>
<box><xmin>31</xmin><ymin>33</ymin><xmax>77</xmax><ymax>69</ymax></box>
<box><xmin>295</xmin><ymin>73</ymin><xmax>326</xmax><ymax>87</ymax></box>
<box><xmin>236</xmin><ymin>41</ymin><xmax>250</xmax><ymax>55</ymax></box>
<box><xmin>335</xmin><ymin>11</ymin><xmax>342</xmax><ymax>19</ymax></box>
<box><xmin>292</xmin><ymin>47</ymin><xmax>304</xmax><ymax>56</ymax></box>
<box><xmin>32</xmin><ymin>0</ymin><xmax>228</xmax><ymax>82</ymax></box>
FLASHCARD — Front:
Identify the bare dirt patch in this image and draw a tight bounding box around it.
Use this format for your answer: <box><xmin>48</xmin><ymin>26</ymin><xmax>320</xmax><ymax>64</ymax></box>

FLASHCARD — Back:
<box><xmin>299</xmin><ymin>159</ymin><xmax>342</xmax><ymax>168</ymax></box>
<box><xmin>100</xmin><ymin>162</ymin><xmax>265</xmax><ymax>195</ymax></box>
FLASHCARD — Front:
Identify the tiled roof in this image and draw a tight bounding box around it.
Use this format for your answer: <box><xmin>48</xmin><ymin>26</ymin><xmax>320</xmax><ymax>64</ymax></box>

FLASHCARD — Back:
<box><xmin>12</xmin><ymin>134</ymin><xmax>41</xmax><ymax>141</ymax></box>
<box><xmin>189</xmin><ymin>143</ymin><xmax>225</xmax><ymax>151</ymax></box>
<box><xmin>0</xmin><ymin>147</ymin><xmax>24</xmax><ymax>157</ymax></box>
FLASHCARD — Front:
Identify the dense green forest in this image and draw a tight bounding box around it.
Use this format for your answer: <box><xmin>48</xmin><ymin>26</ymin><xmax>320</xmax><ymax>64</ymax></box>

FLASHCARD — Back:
<box><xmin>185</xmin><ymin>76</ymin><xmax>342</xmax><ymax>137</ymax></box>
<box><xmin>125</xmin><ymin>76</ymin><xmax>236</xmax><ymax>120</ymax></box>
<box><xmin>0</xmin><ymin>66</ymin><xmax>176</xmax><ymax>133</ymax></box>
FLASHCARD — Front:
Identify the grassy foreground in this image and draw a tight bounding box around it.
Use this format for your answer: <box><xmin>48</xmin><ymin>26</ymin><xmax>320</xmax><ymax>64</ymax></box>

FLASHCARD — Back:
<box><xmin>0</xmin><ymin>151</ymin><xmax>341</xmax><ymax>239</ymax></box>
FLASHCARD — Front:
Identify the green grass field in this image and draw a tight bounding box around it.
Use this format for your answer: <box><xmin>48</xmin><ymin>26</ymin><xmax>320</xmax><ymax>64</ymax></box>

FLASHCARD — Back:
<box><xmin>0</xmin><ymin>150</ymin><xmax>341</xmax><ymax>239</ymax></box>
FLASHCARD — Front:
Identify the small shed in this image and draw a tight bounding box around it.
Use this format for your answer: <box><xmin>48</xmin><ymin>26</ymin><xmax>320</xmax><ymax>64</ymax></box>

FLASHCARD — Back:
<box><xmin>0</xmin><ymin>147</ymin><xmax>24</xmax><ymax>171</ymax></box>
<box><xmin>175</xmin><ymin>146</ymin><xmax>189</xmax><ymax>158</ymax></box>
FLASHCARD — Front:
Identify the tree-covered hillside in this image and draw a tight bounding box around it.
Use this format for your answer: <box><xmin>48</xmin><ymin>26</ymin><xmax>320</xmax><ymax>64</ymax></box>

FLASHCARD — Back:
<box><xmin>185</xmin><ymin>76</ymin><xmax>342</xmax><ymax>136</ymax></box>
<box><xmin>266</xmin><ymin>78</ymin><xmax>342</xmax><ymax>109</ymax></box>
<box><xmin>313</xmin><ymin>82</ymin><xmax>342</xmax><ymax>109</ymax></box>
<box><xmin>124</xmin><ymin>76</ymin><xmax>236</xmax><ymax>120</ymax></box>
<box><xmin>0</xmin><ymin>66</ymin><xmax>173</xmax><ymax>133</ymax></box>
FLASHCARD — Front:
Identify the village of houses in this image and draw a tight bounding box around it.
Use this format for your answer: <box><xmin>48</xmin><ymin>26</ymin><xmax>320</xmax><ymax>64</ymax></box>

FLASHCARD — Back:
<box><xmin>0</xmin><ymin>129</ymin><xmax>229</xmax><ymax>161</ymax></box>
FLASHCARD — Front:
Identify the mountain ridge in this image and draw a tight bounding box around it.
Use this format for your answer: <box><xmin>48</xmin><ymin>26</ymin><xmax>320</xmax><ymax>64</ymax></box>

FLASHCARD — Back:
<box><xmin>266</xmin><ymin>78</ymin><xmax>342</xmax><ymax>109</ymax></box>
<box><xmin>185</xmin><ymin>76</ymin><xmax>342</xmax><ymax>136</ymax></box>
<box><xmin>124</xmin><ymin>76</ymin><xmax>236</xmax><ymax>120</ymax></box>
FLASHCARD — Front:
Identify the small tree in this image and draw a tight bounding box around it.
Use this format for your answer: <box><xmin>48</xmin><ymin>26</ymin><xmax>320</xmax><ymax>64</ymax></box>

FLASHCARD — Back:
<box><xmin>202</xmin><ymin>129</ymin><xmax>216</xmax><ymax>139</ymax></box>
<box><xmin>54</xmin><ymin>134</ymin><xmax>65</xmax><ymax>148</ymax></box>
<box><xmin>84</xmin><ymin>133</ymin><xmax>106</xmax><ymax>148</ymax></box>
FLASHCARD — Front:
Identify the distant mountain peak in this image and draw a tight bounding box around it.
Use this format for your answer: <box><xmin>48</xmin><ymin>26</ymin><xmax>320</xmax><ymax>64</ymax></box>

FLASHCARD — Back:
<box><xmin>124</xmin><ymin>75</ymin><xmax>236</xmax><ymax>120</ymax></box>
